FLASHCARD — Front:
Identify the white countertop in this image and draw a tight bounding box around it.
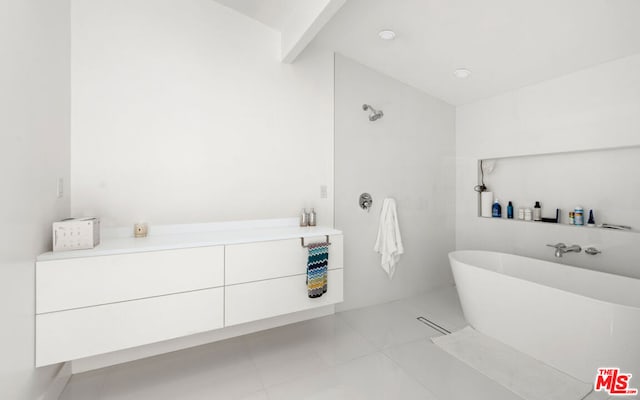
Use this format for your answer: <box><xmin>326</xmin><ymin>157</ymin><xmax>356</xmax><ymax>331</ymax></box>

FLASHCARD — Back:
<box><xmin>38</xmin><ymin>218</ymin><xmax>342</xmax><ymax>261</ymax></box>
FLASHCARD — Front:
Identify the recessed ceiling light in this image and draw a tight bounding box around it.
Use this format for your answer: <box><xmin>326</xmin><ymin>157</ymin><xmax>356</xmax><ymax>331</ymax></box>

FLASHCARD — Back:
<box><xmin>378</xmin><ymin>30</ymin><xmax>396</xmax><ymax>40</ymax></box>
<box><xmin>454</xmin><ymin>68</ymin><xmax>472</xmax><ymax>79</ymax></box>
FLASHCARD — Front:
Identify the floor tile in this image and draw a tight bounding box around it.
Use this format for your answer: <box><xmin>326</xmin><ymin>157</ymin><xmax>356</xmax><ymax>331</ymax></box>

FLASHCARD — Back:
<box><xmin>244</xmin><ymin>322</ymin><xmax>332</xmax><ymax>388</ymax></box>
<box><xmin>339</xmin><ymin>299</ymin><xmax>441</xmax><ymax>349</ymax></box>
<box><xmin>237</xmin><ymin>390</ymin><xmax>270</xmax><ymax>400</ymax></box>
<box><xmin>299</xmin><ymin>314</ymin><xmax>378</xmax><ymax>366</ymax></box>
<box><xmin>99</xmin><ymin>336</ymin><xmax>263</xmax><ymax>400</ymax></box>
<box><xmin>245</xmin><ymin>315</ymin><xmax>375</xmax><ymax>388</ymax></box>
<box><xmin>59</xmin><ymin>369</ymin><xmax>106</xmax><ymax>400</ymax></box>
<box><xmin>401</xmin><ymin>286</ymin><xmax>468</xmax><ymax>332</ymax></box>
<box><xmin>399</xmin><ymin>285</ymin><xmax>468</xmax><ymax>332</ymax></box>
<box><xmin>582</xmin><ymin>391</ymin><xmax>607</xmax><ymax>399</ymax></box>
<box><xmin>384</xmin><ymin>337</ymin><xmax>523</xmax><ymax>400</ymax></box>
<box><xmin>265</xmin><ymin>352</ymin><xmax>438</xmax><ymax>400</ymax></box>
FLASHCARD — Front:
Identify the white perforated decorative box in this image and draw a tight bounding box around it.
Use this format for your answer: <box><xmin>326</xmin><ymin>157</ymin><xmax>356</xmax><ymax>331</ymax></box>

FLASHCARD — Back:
<box><xmin>53</xmin><ymin>217</ymin><xmax>100</xmax><ymax>252</ymax></box>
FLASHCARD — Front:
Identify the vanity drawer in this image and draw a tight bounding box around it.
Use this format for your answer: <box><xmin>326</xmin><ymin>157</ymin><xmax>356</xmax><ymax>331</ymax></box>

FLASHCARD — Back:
<box><xmin>225</xmin><ymin>235</ymin><xmax>343</xmax><ymax>285</ymax></box>
<box><xmin>36</xmin><ymin>287</ymin><xmax>224</xmax><ymax>367</ymax></box>
<box><xmin>36</xmin><ymin>246</ymin><xmax>224</xmax><ymax>313</ymax></box>
<box><xmin>225</xmin><ymin>269</ymin><xmax>343</xmax><ymax>326</ymax></box>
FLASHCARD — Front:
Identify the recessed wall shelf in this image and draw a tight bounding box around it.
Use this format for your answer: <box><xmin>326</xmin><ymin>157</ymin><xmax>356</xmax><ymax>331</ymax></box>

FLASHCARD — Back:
<box><xmin>476</xmin><ymin>145</ymin><xmax>640</xmax><ymax>235</ymax></box>
<box><xmin>479</xmin><ymin>215</ymin><xmax>637</xmax><ymax>234</ymax></box>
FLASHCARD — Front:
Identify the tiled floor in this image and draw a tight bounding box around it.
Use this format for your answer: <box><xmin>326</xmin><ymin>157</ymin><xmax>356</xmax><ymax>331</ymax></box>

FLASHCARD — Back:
<box><xmin>60</xmin><ymin>285</ymin><xmax>612</xmax><ymax>400</ymax></box>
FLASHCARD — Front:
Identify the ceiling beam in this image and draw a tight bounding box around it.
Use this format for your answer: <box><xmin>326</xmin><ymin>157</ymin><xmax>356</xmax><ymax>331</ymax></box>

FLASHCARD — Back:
<box><xmin>280</xmin><ymin>0</ymin><xmax>346</xmax><ymax>63</ymax></box>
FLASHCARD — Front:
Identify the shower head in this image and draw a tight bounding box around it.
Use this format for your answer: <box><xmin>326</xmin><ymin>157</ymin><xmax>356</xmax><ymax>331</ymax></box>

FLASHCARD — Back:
<box><xmin>362</xmin><ymin>104</ymin><xmax>384</xmax><ymax>121</ymax></box>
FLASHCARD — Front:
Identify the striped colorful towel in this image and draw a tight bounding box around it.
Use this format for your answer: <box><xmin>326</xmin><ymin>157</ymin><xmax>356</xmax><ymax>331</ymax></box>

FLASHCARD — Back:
<box><xmin>307</xmin><ymin>242</ymin><xmax>329</xmax><ymax>298</ymax></box>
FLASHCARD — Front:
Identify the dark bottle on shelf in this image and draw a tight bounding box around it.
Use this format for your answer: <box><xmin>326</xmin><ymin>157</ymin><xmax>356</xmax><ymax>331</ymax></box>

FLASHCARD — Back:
<box><xmin>507</xmin><ymin>201</ymin><xmax>514</xmax><ymax>219</ymax></box>
<box><xmin>533</xmin><ymin>201</ymin><xmax>542</xmax><ymax>221</ymax></box>
<box><xmin>492</xmin><ymin>200</ymin><xmax>502</xmax><ymax>218</ymax></box>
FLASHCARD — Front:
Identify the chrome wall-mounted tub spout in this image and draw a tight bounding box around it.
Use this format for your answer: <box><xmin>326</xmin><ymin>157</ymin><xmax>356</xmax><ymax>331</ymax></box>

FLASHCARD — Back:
<box><xmin>546</xmin><ymin>243</ymin><xmax>582</xmax><ymax>258</ymax></box>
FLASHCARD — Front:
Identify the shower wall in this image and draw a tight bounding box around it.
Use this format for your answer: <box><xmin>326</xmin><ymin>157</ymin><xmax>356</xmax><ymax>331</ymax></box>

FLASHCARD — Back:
<box><xmin>334</xmin><ymin>54</ymin><xmax>456</xmax><ymax>311</ymax></box>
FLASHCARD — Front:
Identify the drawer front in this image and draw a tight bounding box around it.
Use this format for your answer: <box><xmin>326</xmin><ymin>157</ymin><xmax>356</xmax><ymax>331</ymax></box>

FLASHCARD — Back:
<box><xmin>36</xmin><ymin>287</ymin><xmax>223</xmax><ymax>367</ymax></box>
<box><xmin>225</xmin><ymin>235</ymin><xmax>343</xmax><ymax>285</ymax></box>
<box><xmin>225</xmin><ymin>269</ymin><xmax>343</xmax><ymax>327</ymax></box>
<box><xmin>37</xmin><ymin>246</ymin><xmax>224</xmax><ymax>314</ymax></box>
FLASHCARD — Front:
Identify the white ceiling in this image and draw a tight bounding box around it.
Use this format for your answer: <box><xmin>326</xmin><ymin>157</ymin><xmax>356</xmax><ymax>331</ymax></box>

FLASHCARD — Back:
<box><xmin>213</xmin><ymin>0</ymin><xmax>305</xmax><ymax>31</ymax></box>
<box><xmin>313</xmin><ymin>0</ymin><xmax>640</xmax><ymax>105</ymax></box>
<box><xmin>214</xmin><ymin>0</ymin><xmax>640</xmax><ymax>105</ymax></box>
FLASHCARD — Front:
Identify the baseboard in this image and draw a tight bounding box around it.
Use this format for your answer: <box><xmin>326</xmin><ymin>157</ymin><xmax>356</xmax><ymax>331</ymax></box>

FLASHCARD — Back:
<box><xmin>38</xmin><ymin>362</ymin><xmax>71</xmax><ymax>400</ymax></box>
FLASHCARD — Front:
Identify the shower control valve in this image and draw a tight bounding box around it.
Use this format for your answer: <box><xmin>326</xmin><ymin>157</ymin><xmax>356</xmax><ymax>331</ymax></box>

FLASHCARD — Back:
<box><xmin>359</xmin><ymin>193</ymin><xmax>373</xmax><ymax>212</ymax></box>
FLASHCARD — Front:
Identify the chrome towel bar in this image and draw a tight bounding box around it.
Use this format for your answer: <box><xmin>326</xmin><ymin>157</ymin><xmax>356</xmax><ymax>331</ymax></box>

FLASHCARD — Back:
<box><xmin>301</xmin><ymin>235</ymin><xmax>331</xmax><ymax>248</ymax></box>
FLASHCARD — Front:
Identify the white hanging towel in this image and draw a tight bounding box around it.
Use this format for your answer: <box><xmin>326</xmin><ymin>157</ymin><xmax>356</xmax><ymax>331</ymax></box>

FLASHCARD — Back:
<box><xmin>374</xmin><ymin>198</ymin><xmax>404</xmax><ymax>279</ymax></box>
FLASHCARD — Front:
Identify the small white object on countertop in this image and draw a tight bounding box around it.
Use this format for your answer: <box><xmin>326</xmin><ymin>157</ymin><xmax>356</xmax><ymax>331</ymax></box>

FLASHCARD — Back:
<box><xmin>53</xmin><ymin>217</ymin><xmax>100</xmax><ymax>252</ymax></box>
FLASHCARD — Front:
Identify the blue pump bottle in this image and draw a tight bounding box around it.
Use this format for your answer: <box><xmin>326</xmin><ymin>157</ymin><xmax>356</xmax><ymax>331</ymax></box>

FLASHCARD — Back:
<box><xmin>492</xmin><ymin>200</ymin><xmax>502</xmax><ymax>218</ymax></box>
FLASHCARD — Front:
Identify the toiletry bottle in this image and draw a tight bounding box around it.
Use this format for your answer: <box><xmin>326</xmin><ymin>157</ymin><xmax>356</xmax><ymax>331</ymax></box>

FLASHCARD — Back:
<box><xmin>568</xmin><ymin>211</ymin><xmax>574</xmax><ymax>225</ymax></box>
<box><xmin>309</xmin><ymin>208</ymin><xmax>317</xmax><ymax>226</ymax></box>
<box><xmin>492</xmin><ymin>200</ymin><xmax>502</xmax><ymax>218</ymax></box>
<box><xmin>518</xmin><ymin>208</ymin><xmax>525</xmax><ymax>220</ymax></box>
<box><xmin>507</xmin><ymin>201</ymin><xmax>514</xmax><ymax>219</ymax></box>
<box><xmin>524</xmin><ymin>208</ymin><xmax>533</xmax><ymax>221</ymax></box>
<box><xmin>481</xmin><ymin>192</ymin><xmax>493</xmax><ymax>218</ymax></box>
<box><xmin>587</xmin><ymin>209</ymin><xmax>595</xmax><ymax>227</ymax></box>
<box><xmin>574</xmin><ymin>207</ymin><xmax>584</xmax><ymax>226</ymax></box>
<box><xmin>300</xmin><ymin>209</ymin><xmax>308</xmax><ymax>227</ymax></box>
<box><xmin>533</xmin><ymin>201</ymin><xmax>542</xmax><ymax>221</ymax></box>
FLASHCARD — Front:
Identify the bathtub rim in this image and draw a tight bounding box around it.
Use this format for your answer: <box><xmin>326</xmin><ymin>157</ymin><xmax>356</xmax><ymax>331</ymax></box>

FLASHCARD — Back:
<box><xmin>449</xmin><ymin>249</ymin><xmax>640</xmax><ymax>311</ymax></box>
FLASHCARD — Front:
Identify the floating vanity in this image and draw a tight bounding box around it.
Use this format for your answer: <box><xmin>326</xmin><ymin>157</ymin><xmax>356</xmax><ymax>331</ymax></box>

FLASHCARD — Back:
<box><xmin>35</xmin><ymin>219</ymin><xmax>343</xmax><ymax>368</ymax></box>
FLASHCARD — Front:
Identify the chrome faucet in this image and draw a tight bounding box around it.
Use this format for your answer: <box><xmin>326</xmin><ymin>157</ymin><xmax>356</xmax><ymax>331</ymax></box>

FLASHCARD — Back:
<box><xmin>546</xmin><ymin>243</ymin><xmax>582</xmax><ymax>258</ymax></box>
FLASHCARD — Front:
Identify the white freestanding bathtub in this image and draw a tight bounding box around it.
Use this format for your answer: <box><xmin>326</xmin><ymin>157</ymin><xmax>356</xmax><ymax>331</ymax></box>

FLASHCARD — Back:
<box><xmin>449</xmin><ymin>250</ymin><xmax>640</xmax><ymax>383</ymax></box>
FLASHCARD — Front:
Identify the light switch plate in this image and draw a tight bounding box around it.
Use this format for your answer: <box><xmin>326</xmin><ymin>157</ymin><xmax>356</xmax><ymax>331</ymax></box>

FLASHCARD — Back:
<box><xmin>57</xmin><ymin>178</ymin><xmax>64</xmax><ymax>198</ymax></box>
<box><xmin>320</xmin><ymin>185</ymin><xmax>328</xmax><ymax>199</ymax></box>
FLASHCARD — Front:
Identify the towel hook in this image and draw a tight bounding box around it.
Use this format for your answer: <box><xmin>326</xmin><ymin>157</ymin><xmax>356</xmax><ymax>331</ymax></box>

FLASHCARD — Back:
<box><xmin>359</xmin><ymin>193</ymin><xmax>373</xmax><ymax>212</ymax></box>
<box><xmin>301</xmin><ymin>235</ymin><xmax>331</xmax><ymax>248</ymax></box>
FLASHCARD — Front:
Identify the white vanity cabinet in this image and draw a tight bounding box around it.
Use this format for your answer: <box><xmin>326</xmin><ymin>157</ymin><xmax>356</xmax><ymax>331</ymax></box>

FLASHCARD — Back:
<box><xmin>35</xmin><ymin>226</ymin><xmax>343</xmax><ymax>367</ymax></box>
<box><xmin>225</xmin><ymin>270</ymin><xmax>343</xmax><ymax>326</ymax></box>
<box><xmin>35</xmin><ymin>246</ymin><xmax>225</xmax><ymax>367</ymax></box>
<box><xmin>36</xmin><ymin>287</ymin><xmax>224</xmax><ymax>367</ymax></box>
<box><xmin>225</xmin><ymin>235</ymin><xmax>344</xmax><ymax>326</ymax></box>
<box><xmin>36</xmin><ymin>246</ymin><xmax>225</xmax><ymax>313</ymax></box>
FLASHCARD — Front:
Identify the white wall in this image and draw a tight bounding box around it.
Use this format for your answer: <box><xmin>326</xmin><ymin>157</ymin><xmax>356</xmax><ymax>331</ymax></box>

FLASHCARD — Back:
<box><xmin>71</xmin><ymin>0</ymin><xmax>334</xmax><ymax>228</ymax></box>
<box><xmin>0</xmin><ymin>0</ymin><xmax>70</xmax><ymax>399</ymax></box>
<box><xmin>456</xmin><ymin>54</ymin><xmax>640</xmax><ymax>278</ymax></box>
<box><xmin>335</xmin><ymin>55</ymin><xmax>456</xmax><ymax>311</ymax></box>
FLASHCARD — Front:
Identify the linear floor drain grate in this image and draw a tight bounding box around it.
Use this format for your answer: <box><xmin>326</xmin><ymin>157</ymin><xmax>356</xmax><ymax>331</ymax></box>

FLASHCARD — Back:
<box><xmin>416</xmin><ymin>316</ymin><xmax>451</xmax><ymax>335</ymax></box>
